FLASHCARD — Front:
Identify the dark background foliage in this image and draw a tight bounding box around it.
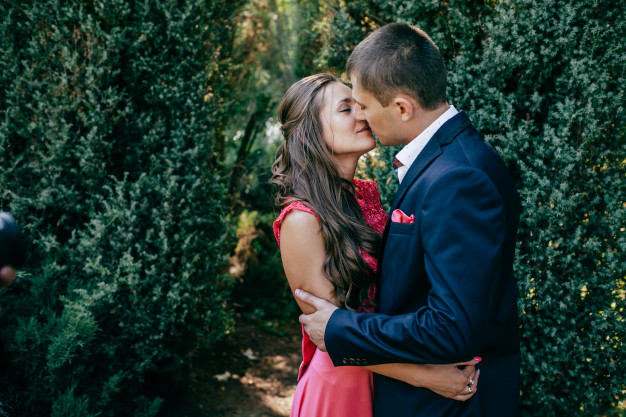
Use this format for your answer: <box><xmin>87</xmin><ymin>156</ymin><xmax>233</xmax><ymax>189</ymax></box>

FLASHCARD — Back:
<box><xmin>0</xmin><ymin>0</ymin><xmax>623</xmax><ymax>416</ymax></box>
<box><xmin>1</xmin><ymin>0</ymin><xmax>243</xmax><ymax>415</ymax></box>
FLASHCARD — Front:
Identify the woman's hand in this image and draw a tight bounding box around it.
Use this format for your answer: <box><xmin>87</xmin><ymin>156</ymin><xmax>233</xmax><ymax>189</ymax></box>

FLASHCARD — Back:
<box><xmin>417</xmin><ymin>358</ymin><xmax>481</xmax><ymax>401</ymax></box>
<box><xmin>366</xmin><ymin>357</ymin><xmax>481</xmax><ymax>401</ymax></box>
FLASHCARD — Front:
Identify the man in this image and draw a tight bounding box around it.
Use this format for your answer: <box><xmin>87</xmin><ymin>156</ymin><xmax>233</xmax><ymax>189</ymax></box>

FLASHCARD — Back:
<box><xmin>0</xmin><ymin>266</ymin><xmax>16</xmax><ymax>290</ymax></box>
<box><xmin>296</xmin><ymin>23</ymin><xmax>521</xmax><ymax>416</ymax></box>
<box><xmin>0</xmin><ymin>211</ymin><xmax>25</xmax><ymax>290</ymax></box>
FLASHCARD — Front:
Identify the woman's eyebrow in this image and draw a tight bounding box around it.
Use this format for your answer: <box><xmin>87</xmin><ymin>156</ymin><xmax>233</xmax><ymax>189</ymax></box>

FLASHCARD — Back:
<box><xmin>336</xmin><ymin>97</ymin><xmax>353</xmax><ymax>106</ymax></box>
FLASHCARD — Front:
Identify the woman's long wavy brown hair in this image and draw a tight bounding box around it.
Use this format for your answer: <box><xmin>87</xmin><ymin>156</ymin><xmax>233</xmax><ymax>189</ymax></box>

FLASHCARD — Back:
<box><xmin>271</xmin><ymin>73</ymin><xmax>381</xmax><ymax>311</ymax></box>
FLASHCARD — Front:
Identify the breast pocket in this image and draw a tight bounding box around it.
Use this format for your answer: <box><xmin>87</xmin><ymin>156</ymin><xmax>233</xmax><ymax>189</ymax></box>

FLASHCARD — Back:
<box><xmin>380</xmin><ymin>221</ymin><xmax>421</xmax><ymax>314</ymax></box>
<box><xmin>388</xmin><ymin>222</ymin><xmax>416</xmax><ymax>236</ymax></box>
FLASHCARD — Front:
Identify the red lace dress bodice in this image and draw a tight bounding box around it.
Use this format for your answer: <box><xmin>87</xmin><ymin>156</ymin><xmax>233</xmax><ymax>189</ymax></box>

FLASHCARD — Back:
<box><xmin>273</xmin><ymin>178</ymin><xmax>387</xmax><ymax>259</ymax></box>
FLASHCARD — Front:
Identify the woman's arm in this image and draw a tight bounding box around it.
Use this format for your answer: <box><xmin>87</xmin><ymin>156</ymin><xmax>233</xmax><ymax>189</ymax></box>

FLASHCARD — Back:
<box><xmin>278</xmin><ymin>210</ymin><xmax>336</xmax><ymax>314</ymax></box>
<box><xmin>365</xmin><ymin>359</ymin><xmax>480</xmax><ymax>401</ymax></box>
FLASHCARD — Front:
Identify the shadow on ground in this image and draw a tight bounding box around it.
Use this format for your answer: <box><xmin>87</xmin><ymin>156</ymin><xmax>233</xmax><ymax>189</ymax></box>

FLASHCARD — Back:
<box><xmin>161</xmin><ymin>319</ymin><xmax>301</xmax><ymax>417</ymax></box>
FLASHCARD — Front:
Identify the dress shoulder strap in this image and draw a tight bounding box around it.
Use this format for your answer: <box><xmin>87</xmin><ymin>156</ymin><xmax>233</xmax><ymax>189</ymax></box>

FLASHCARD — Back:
<box><xmin>272</xmin><ymin>201</ymin><xmax>319</xmax><ymax>246</ymax></box>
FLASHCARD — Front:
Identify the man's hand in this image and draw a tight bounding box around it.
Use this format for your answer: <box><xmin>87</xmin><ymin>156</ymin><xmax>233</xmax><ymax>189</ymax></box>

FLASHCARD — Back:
<box><xmin>295</xmin><ymin>289</ymin><xmax>338</xmax><ymax>352</ymax></box>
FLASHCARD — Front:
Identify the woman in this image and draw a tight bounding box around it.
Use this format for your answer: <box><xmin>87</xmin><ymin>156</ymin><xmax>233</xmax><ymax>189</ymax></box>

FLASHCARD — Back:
<box><xmin>271</xmin><ymin>73</ymin><xmax>480</xmax><ymax>417</ymax></box>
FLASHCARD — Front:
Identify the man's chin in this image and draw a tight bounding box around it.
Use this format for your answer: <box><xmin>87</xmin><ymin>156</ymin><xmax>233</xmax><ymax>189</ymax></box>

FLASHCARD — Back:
<box><xmin>376</xmin><ymin>136</ymin><xmax>392</xmax><ymax>146</ymax></box>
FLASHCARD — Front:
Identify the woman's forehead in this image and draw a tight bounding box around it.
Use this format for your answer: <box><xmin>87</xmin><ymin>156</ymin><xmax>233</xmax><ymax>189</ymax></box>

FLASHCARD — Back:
<box><xmin>323</xmin><ymin>82</ymin><xmax>352</xmax><ymax>106</ymax></box>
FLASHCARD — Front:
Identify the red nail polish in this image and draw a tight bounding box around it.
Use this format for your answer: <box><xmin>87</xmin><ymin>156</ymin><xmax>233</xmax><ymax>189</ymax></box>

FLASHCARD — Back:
<box><xmin>473</xmin><ymin>357</ymin><xmax>482</xmax><ymax>362</ymax></box>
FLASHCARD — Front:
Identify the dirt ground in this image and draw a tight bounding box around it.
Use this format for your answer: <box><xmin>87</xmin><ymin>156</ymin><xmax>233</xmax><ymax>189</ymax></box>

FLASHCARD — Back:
<box><xmin>164</xmin><ymin>319</ymin><xmax>302</xmax><ymax>417</ymax></box>
<box><xmin>158</xmin><ymin>318</ymin><xmax>626</xmax><ymax>417</ymax></box>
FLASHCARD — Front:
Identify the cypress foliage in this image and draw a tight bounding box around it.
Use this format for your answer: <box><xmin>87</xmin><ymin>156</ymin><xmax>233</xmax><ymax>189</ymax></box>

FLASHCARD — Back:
<box><xmin>312</xmin><ymin>0</ymin><xmax>625</xmax><ymax>415</ymax></box>
<box><xmin>0</xmin><ymin>1</ymin><xmax>244</xmax><ymax>415</ymax></box>
<box><xmin>471</xmin><ymin>2</ymin><xmax>625</xmax><ymax>414</ymax></box>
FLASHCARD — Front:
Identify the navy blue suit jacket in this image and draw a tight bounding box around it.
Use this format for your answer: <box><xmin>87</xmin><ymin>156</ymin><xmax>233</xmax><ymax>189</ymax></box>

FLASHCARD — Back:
<box><xmin>326</xmin><ymin>112</ymin><xmax>521</xmax><ymax>417</ymax></box>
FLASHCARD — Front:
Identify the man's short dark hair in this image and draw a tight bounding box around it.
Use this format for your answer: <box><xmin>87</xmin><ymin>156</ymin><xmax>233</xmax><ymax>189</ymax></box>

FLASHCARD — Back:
<box><xmin>346</xmin><ymin>23</ymin><xmax>447</xmax><ymax>110</ymax></box>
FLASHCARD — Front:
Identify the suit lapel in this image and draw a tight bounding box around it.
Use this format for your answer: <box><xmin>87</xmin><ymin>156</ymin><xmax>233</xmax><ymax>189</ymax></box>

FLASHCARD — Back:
<box><xmin>375</xmin><ymin>137</ymin><xmax>441</xmax><ymax>293</ymax></box>
<box><xmin>389</xmin><ymin>138</ymin><xmax>442</xmax><ymax>211</ymax></box>
<box><xmin>377</xmin><ymin>112</ymin><xmax>472</xmax><ymax>275</ymax></box>
<box><xmin>390</xmin><ymin>111</ymin><xmax>472</xmax><ymax>210</ymax></box>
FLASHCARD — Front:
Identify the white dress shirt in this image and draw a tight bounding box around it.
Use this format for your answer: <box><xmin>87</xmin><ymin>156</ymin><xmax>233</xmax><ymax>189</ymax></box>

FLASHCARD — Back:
<box><xmin>395</xmin><ymin>105</ymin><xmax>458</xmax><ymax>183</ymax></box>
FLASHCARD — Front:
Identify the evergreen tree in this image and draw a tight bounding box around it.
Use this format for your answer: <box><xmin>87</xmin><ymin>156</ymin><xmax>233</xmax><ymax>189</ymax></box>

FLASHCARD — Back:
<box><xmin>0</xmin><ymin>1</ymin><xmax>245</xmax><ymax>415</ymax></box>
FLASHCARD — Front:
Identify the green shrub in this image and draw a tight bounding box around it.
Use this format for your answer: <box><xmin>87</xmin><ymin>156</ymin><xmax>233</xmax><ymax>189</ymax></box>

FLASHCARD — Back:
<box><xmin>0</xmin><ymin>0</ymin><xmax>244</xmax><ymax>415</ymax></box>
<box><xmin>471</xmin><ymin>2</ymin><xmax>625</xmax><ymax>414</ymax></box>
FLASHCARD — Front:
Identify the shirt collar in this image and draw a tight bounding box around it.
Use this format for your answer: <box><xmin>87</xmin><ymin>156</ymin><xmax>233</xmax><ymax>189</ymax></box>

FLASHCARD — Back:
<box><xmin>395</xmin><ymin>105</ymin><xmax>458</xmax><ymax>183</ymax></box>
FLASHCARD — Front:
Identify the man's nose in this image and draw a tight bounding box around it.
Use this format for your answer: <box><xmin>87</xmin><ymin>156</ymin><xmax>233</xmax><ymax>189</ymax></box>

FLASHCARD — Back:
<box><xmin>354</xmin><ymin>104</ymin><xmax>366</xmax><ymax>120</ymax></box>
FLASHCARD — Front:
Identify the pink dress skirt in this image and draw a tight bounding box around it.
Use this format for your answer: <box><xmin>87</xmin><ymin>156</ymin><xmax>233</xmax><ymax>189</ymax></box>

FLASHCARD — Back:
<box><xmin>290</xmin><ymin>346</ymin><xmax>373</xmax><ymax>417</ymax></box>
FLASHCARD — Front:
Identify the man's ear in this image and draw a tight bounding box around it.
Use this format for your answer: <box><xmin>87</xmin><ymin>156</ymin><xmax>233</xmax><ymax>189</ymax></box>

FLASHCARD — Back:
<box><xmin>393</xmin><ymin>96</ymin><xmax>416</xmax><ymax>121</ymax></box>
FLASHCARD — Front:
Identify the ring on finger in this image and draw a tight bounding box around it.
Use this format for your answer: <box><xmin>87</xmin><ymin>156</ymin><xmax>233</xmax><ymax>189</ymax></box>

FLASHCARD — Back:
<box><xmin>467</xmin><ymin>385</ymin><xmax>472</xmax><ymax>393</ymax></box>
<box><xmin>468</xmin><ymin>376</ymin><xmax>475</xmax><ymax>385</ymax></box>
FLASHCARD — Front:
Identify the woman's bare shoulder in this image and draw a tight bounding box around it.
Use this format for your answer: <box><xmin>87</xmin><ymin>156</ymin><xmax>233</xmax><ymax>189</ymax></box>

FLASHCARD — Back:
<box><xmin>280</xmin><ymin>208</ymin><xmax>320</xmax><ymax>233</ymax></box>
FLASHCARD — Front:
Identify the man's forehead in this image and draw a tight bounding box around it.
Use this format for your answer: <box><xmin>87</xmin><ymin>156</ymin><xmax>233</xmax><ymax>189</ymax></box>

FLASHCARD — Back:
<box><xmin>349</xmin><ymin>78</ymin><xmax>363</xmax><ymax>98</ymax></box>
<box><xmin>350</xmin><ymin>83</ymin><xmax>371</xmax><ymax>105</ymax></box>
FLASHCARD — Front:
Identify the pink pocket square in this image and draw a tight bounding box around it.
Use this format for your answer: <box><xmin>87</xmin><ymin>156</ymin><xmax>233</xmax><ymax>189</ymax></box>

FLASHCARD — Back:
<box><xmin>391</xmin><ymin>209</ymin><xmax>415</xmax><ymax>224</ymax></box>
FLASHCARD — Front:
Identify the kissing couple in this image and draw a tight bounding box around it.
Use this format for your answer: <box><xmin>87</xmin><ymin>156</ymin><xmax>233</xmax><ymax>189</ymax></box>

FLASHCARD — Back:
<box><xmin>272</xmin><ymin>22</ymin><xmax>520</xmax><ymax>417</ymax></box>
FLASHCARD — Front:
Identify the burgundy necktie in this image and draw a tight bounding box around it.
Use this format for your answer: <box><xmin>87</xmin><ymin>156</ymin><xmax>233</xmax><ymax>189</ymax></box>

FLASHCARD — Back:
<box><xmin>393</xmin><ymin>157</ymin><xmax>403</xmax><ymax>170</ymax></box>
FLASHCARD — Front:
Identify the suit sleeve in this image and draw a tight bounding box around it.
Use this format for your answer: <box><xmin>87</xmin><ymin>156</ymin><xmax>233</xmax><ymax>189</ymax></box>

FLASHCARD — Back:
<box><xmin>325</xmin><ymin>167</ymin><xmax>508</xmax><ymax>365</ymax></box>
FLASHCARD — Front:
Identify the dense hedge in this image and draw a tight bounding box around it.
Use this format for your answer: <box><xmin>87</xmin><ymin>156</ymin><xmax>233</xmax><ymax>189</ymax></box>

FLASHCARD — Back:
<box><xmin>311</xmin><ymin>0</ymin><xmax>625</xmax><ymax>415</ymax></box>
<box><xmin>0</xmin><ymin>0</ymin><xmax>623</xmax><ymax>416</ymax></box>
<box><xmin>0</xmin><ymin>1</ymin><xmax>244</xmax><ymax>415</ymax></box>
